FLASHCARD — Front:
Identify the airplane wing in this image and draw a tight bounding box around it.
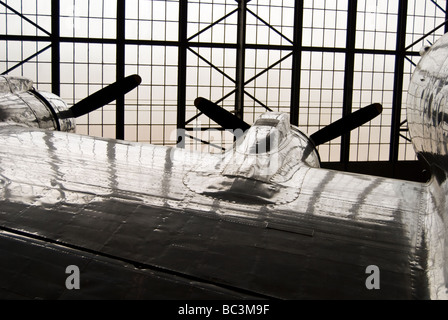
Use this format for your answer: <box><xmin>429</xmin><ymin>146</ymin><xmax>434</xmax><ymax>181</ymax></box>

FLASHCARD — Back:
<box><xmin>0</xmin><ymin>124</ymin><xmax>434</xmax><ymax>299</ymax></box>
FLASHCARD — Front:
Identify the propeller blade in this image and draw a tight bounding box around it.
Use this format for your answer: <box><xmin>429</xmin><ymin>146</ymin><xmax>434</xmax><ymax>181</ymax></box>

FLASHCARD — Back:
<box><xmin>310</xmin><ymin>103</ymin><xmax>383</xmax><ymax>147</ymax></box>
<box><xmin>194</xmin><ymin>97</ymin><xmax>251</xmax><ymax>132</ymax></box>
<box><xmin>68</xmin><ymin>74</ymin><xmax>142</xmax><ymax>118</ymax></box>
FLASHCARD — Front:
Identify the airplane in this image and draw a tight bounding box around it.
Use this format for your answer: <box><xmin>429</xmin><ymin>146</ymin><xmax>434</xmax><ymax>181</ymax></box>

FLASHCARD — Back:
<box><xmin>0</xmin><ymin>32</ymin><xmax>447</xmax><ymax>301</ymax></box>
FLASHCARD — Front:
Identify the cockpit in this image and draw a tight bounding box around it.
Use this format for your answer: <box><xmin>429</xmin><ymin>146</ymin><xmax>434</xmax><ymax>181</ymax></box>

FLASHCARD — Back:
<box><xmin>231</xmin><ymin>112</ymin><xmax>321</xmax><ymax>170</ymax></box>
<box><xmin>235</xmin><ymin>113</ymin><xmax>290</xmax><ymax>155</ymax></box>
<box><xmin>184</xmin><ymin>112</ymin><xmax>320</xmax><ymax>205</ymax></box>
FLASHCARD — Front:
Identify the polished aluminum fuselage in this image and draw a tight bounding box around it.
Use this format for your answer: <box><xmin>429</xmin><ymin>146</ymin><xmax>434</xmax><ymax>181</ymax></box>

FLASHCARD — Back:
<box><xmin>407</xmin><ymin>34</ymin><xmax>448</xmax><ymax>299</ymax></box>
<box><xmin>0</xmin><ymin>125</ymin><xmax>430</xmax><ymax>299</ymax></box>
<box><xmin>0</xmin><ymin>75</ymin><xmax>75</xmax><ymax>132</ymax></box>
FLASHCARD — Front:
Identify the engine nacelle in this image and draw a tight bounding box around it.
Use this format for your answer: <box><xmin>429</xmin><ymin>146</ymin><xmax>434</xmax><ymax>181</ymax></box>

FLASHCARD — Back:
<box><xmin>0</xmin><ymin>75</ymin><xmax>75</xmax><ymax>132</ymax></box>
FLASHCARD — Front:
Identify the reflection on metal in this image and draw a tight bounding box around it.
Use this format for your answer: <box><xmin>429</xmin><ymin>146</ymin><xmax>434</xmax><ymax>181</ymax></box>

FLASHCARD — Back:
<box><xmin>407</xmin><ymin>31</ymin><xmax>448</xmax><ymax>299</ymax></box>
<box><xmin>2</xmin><ymin>33</ymin><xmax>448</xmax><ymax>299</ymax></box>
<box><xmin>407</xmin><ymin>32</ymin><xmax>448</xmax><ymax>173</ymax></box>
<box><xmin>0</xmin><ymin>75</ymin><xmax>33</xmax><ymax>93</ymax></box>
<box><xmin>0</xmin><ymin>123</ymin><xmax>429</xmax><ymax>299</ymax></box>
<box><xmin>0</xmin><ymin>75</ymin><xmax>75</xmax><ymax>132</ymax></box>
<box><xmin>185</xmin><ymin>113</ymin><xmax>319</xmax><ymax>206</ymax></box>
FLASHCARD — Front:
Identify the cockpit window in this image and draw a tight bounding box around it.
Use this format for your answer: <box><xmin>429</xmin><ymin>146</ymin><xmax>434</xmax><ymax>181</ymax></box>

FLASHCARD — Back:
<box><xmin>236</xmin><ymin>113</ymin><xmax>289</xmax><ymax>154</ymax></box>
<box><xmin>247</xmin><ymin>128</ymin><xmax>279</xmax><ymax>154</ymax></box>
<box><xmin>254</xmin><ymin>118</ymin><xmax>279</xmax><ymax>127</ymax></box>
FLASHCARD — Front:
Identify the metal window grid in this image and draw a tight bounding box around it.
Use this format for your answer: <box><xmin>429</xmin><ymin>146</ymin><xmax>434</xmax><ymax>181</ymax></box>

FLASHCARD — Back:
<box><xmin>1</xmin><ymin>0</ymin><xmax>448</xmax><ymax>165</ymax></box>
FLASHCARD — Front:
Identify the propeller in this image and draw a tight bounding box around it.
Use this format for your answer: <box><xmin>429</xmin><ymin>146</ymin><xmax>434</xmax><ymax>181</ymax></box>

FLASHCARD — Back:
<box><xmin>309</xmin><ymin>103</ymin><xmax>383</xmax><ymax>146</ymax></box>
<box><xmin>194</xmin><ymin>97</ymin><xmax>382</xmax><ymax>146</ymax></box>
<box><xmin>194</xmin><ymin>97</ymin><xmax>251</xmax><ymax>131</ymax></box>
<box><xmin>59</xmin><ymin>74</ymin><xmax>142</xmax><ymax>119</ymax></box>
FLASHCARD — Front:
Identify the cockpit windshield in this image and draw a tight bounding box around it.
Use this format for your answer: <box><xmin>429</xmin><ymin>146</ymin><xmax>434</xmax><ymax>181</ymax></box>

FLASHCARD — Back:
<box><xmin>236</xmin><ymin>113</ymin><xmax>290</xmax><ymax>154</ymax></box>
